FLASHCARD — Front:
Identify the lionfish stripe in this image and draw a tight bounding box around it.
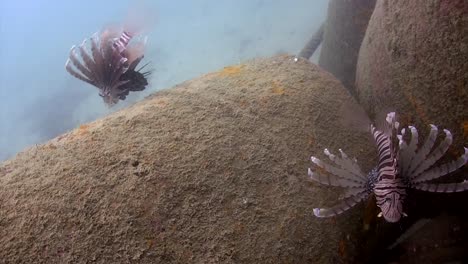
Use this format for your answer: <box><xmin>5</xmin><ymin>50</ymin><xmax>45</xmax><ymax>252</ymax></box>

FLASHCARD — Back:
<box><xmin>310</xmin><ymin>156</ymin><xmax>366</xmax><ymax>183</ymax></box>
<box><xmin>411</xmin><ymin>147</ymin><xmax>468</xmax><ymax>183</ymax></box>
<box><xmin>413</xmin><ymin>181</ymin><xmax>468</xmax><ymax>193</ymax></box>
<box><xmin>308</xmin><ymin>168</ymin><xmax>364</xmax><ymax>188</ymax></box>
<box><xmin>406</xmin><ymin>124</ymin><xmax>438</xmax><ymax>177</ymax></box>
<box><xmin>313</xmin><ymin>192</ymin><xmax>369</xmax><ymax>217</ymax></box>
<box><xmin>377</xmin><ymin>154</ymin><xmax>392</xmax><ymax>171</ymax></box>
<box><xmin>323</xmin><ymin>149</ymin><xmax>367</xmax><ymax>181</ymax></box>
<box><xmin>113</xmin><ymin>31</ymin><xmax>133</xmax><ymax>53</ymax></box>
<box><xmin>409</xmin><ymin>129</ymin><xmax>453</xmax><ymax>179</ymax></box>
<box><xmin>378</xmin><ymin>167</ymin><xmax>396</xmax><ymax>179</ymax></box>
<box><xmin>374</xmin><ymin>186</ymin><xmax>406</xmax><ymax>197</ymax></box>
<box><xmin>373</xmin><ymin>129</ymin><xmax>388</xmax><ymax>152</ymax></box>
<box><xmin>372</xmin><ymin>129</ymin><xmax>396</xmax><ymax>179</ymax></box>
<box><xmin>65</xmin><ymin>60</ymin><xmax>96</xmax><ymax>86</ymax></box>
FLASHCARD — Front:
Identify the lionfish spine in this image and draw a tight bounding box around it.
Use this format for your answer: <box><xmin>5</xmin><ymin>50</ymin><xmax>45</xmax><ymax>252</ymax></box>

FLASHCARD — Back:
<box><xmin>405</xmin><ymin>124</ymin><xmax>438</xmax><ymax>177</ymax></box>
<box><xmin>313</xmin><ymin>191</ymin><xmax>369</xmax><ymax>218</ymax></box>
<box><xmin>412</xmin><ymin>181</ymin><xmax>468</xmax><ymax>193</ymax></box>
<box><xmin>408</xmin><ymin>129</ymin><xmax>453</xmax><ymax>179</ymax></box>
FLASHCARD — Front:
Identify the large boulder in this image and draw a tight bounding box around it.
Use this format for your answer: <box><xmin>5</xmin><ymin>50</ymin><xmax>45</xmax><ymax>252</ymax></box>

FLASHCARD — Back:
<box><xmin>356</xmin><ymin>0</ymin><xmax>468</xmax><ymax>150</ymax></box>
<box><xmin>0</xmin><ymin>55</ymin><xmax>377</xmax><ymax>263</ymax></box>
<box><xmin>319</xmin><ymin>0</ymin><xmax>376</xmax><ymax>94</ymax></box>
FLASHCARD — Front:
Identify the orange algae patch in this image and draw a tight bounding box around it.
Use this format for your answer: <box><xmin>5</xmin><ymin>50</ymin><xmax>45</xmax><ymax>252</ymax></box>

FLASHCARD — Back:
<box><xmin>155</xmin><ymin>99</ymin><xmax>168</xmax><ymax>108</ymax></box>
<box><xmin>79</xmin><ymin>124</ymin><xmax>89</xmax><ymax>130</ymax></box>
<box><xmin>76</xmin><ymin>124</ymin><xmax>90</xmax><ymax>136</ymax></box>
<box><xmin>218</xmin><ymin>64</ymin><xmax>245</xmax><ymax>77</ymax></box>
<box><xmin>402</xmin><ymin>90</ymin><xmax>429</xmax><ymax>124</ymax></box>
<box><xmin>338</xmin><ymin>239</ymin><xmax>347</xmax><ymax>259</ymax></box>
<box><xmin>270</xmin><ymin>80</ymin><xmax>285</xmax><ymax>95</ymax></box>
<box><xmin>362</xmin><ymin>195</ymin><xmax>378</xmax><ymax>231</ymax></box>
<box><xmin>463</xmin><ymin>121</ymin><xmax>468</xmax><ymax>138</ymax></box>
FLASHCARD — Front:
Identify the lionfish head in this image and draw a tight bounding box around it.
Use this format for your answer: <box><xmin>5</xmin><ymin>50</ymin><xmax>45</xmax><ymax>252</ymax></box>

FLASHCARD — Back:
<box><xmin>374</xmin><ymin>180</ymin><xmax>406</xmax><ymax>223</ymax></box>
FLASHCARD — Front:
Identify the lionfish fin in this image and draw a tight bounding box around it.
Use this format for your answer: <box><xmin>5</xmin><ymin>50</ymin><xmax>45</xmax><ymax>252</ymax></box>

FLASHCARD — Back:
<box><xmin>412</xmin><ymin>180</ymin><xmax>468</xmax><ymax>193</ymax></box>
<box><xmin>398</xmin><ymin>126</ymin><xmax>419</xmax><ymax>177</ymax></box>
<box><xmin>411</xmin><ymin>147</ymin><xmax>468</xmax><ymax>183</ymax></box>
<box><xmin>310</xmin><ymin>155</ymin><xmax>367</xmax><ymax>184</ymax></box>
<box><xmin>65</xmin><ymin>58</ymin><xmax>96</xmax><ymax>87</ymax></box>
<box><xmin>313</xmin><ymin>191</ymin><xmax>369</xmax><ymax>218</ymax></box>
<box><xmin>408</xmin><ymin>129</ymin><xmax>453</xmax><ymax>179</ymax></box>
<box><xmin>67</xmin><ymin>46</ymin><xmax>94</xmax><ymax>80</ymax></box>
<box><xmin>323</xmin><ymin>148</ymin><xmax>367</xmax><ymax>181</ymax></box>
<box><xmin>405</xmin><ymin>124</ymin><xmax>438</xmax><ymax>176</ymax></box>
<box><xmin>339</xmin><ymin>187</ymin><xmax>367</xmax><ymax>200</ymax></box>
<box><xmin>78</xmin><ymin>39</ymin><xmax>98</xmax><ymax>78</ymax></box>
<box><xmin>307</xmin><ymin>167</ymin><xmax>365</xmax><ymax>188</ymax></box>
<box><xmin>99</xmin><ymin>26</ymin><xmax>120</xmax><ymax>50</ymax></box>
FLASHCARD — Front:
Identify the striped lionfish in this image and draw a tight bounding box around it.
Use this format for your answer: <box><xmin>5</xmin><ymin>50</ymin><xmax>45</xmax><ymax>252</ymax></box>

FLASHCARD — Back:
<box><xmin>65</xmin><ymin>26</ymin><xmax>151</xmax><ymax>106</ymax></box>
<box><xmin>309</xmin><ymin>112</ymin><xmax>468</xmax><ymax>223</ymax></box>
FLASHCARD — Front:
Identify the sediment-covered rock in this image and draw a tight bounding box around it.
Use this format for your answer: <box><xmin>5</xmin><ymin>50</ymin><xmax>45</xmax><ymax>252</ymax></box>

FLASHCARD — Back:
<box><xmin>356</xmin><ymin>0</ymin><xmax>468</xmax><ymax>150</ymax></box>
<box><xmin>0</xmin><ymin>55</ymin><xmax>377</xmax><ymax>263</ymax></box>
<box><xmin>319</xmin><ymin>0</ymin><xmax>376</xmax><ymax>94</ymax></box>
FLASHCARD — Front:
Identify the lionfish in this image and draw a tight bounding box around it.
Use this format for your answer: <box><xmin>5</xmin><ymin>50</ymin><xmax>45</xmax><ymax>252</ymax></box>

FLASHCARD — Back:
<box><xmin>65</xmin><ymin>26</ymin><xmax>151</xmax><ymax>106</ymax></box>
<box><xmin>309</xmin><ymin>112</ymin><xmax>468</xmax><ymax>223</ymax></box>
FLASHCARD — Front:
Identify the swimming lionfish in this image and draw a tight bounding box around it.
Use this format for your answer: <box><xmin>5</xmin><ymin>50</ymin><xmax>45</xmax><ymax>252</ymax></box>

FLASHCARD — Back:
<box><xmin>308</xmin><ymin>112</ymin><xmax>468</xmax><ymax>223</ymax></box>
<box><xmin>65</xmin><ymin>26</ymin><xmax>151</xmax><ymax>106</ymax></box>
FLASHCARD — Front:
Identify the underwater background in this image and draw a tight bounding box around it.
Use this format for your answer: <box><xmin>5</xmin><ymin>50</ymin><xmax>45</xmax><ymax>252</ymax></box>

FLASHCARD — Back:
<box><xmin>1</xmin><ymin>1</ymin><xmax>467</xmax><ymax>263</ymax></box>
<box><xmin>0</xmin><ymin>0</ymin><xmax>328</xmax><ymax>161</ymax></box>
